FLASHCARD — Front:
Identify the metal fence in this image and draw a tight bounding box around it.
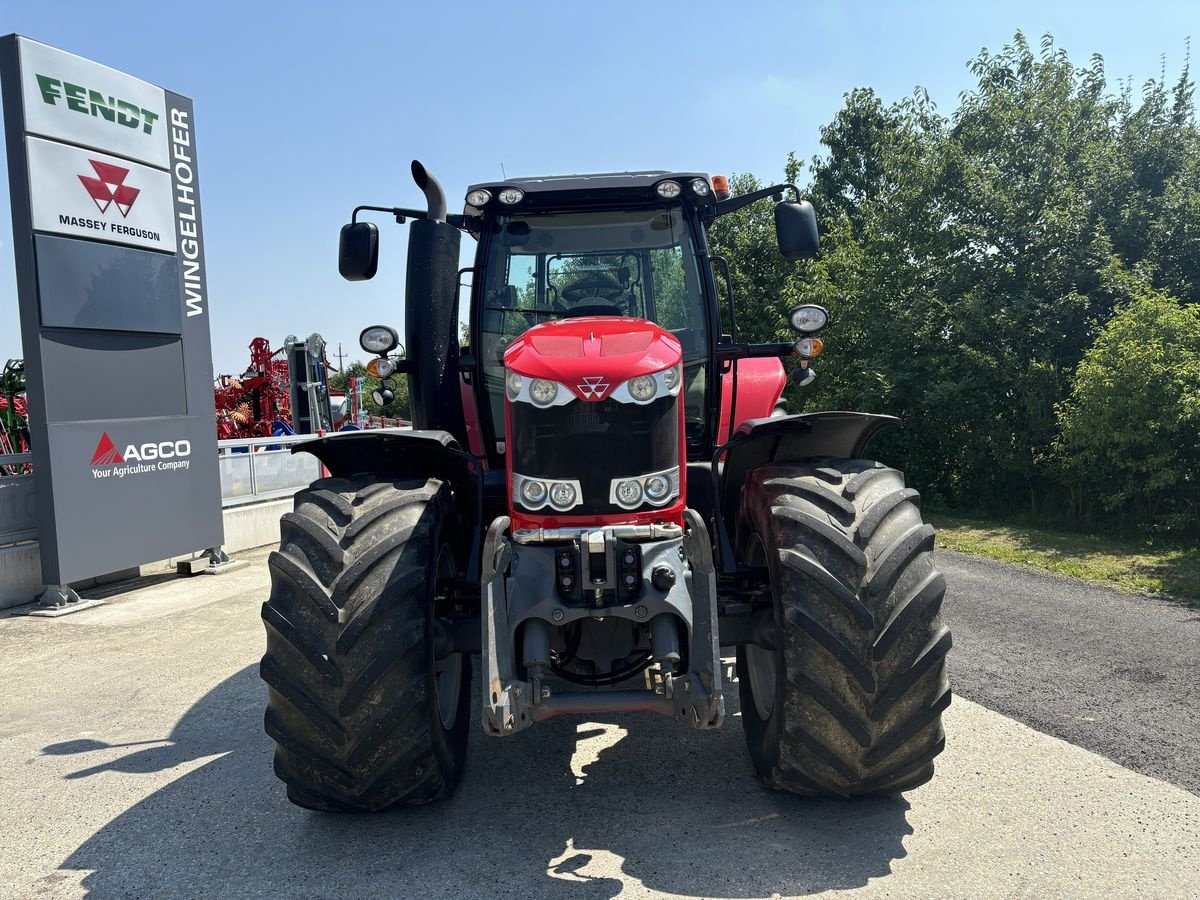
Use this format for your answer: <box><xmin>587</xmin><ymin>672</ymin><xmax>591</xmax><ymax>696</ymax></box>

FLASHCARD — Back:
<box><xmin>0</xmin><ymin>451</ymin><xmax>35</xmax><ymax>546</ymax></box>
<box><xmin>216</xmin><ymin>435</ymin><xmax>322</xmax><ymax>508</ymax></box>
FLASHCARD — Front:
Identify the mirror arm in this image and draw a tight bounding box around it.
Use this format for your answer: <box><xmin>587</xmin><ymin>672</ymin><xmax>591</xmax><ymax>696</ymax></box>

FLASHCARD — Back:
<box><xmin>351</xmin><ymin>206</ymin><xmax>471</xmax><ymax>231</ymax></box>
<box><xmin>707</xmin><ymin>183</ymin><xmax>802</xmax><ymax>220</ymax></box>
<box><xmin>352</xmin><ymin>204</ymin><xmax>427</xmax><ymax>225</ymax></box>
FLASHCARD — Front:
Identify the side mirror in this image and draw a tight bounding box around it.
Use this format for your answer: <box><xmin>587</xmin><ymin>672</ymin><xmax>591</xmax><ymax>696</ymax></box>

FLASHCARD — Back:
<box><xmin>339</xmin><ymin>222</ymin><xmax>379</xmax><ymax>281</ymax></box>
<box><xmin>774</xmin><ymin>200</ymin><xmax>819</xmax><ymax>261</ymax></box>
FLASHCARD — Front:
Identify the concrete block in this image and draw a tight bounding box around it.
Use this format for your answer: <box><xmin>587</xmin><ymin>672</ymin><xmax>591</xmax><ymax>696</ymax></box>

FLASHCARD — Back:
<box><xmin>0</xmin><ymin>542</ymin><xmax>43</xmax><ymax>610</ymax></box>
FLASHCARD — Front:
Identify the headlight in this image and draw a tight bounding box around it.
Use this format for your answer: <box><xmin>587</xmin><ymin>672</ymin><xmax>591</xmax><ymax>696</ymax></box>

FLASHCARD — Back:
<box><xmin>498</xmin><ymin>187</ymin><xmax>525</xmax><ymax>205</ymax></box>
<box><xmin>549</xmin><ymin>482</ymin><xmax>577</xmax><ymax>509</ymax></box>
<box><xmin>690</xmin><ymin>178</ymin><xmax>711</xmax><ymax>196</ymax></box>
<box><xmin>513</xmin><ymin>473</ymin><xmax>582</xmax><ymax>511</ymax></box>
<box><xmin>614</xmin><ymin>479</ymin><xmax>643</xmax><ymax>507</ymax></box>
<box><xmin>530</xmin><ymin>378</ymin><xmax>558</xmax><ymax>406</ymax></box>
<box><xmin>521</xmin><ymin>479</ymin><xmax>547</xmax><ymax>504</ymax></box>
<box><xmin>610</xmin><ymin>467</ymin><xmax>680</xmax><ymax>509</ymax></box>
<box><xmin>788</xmin><ymin>304</ymin><xmax>829</xmax><ymax>333</ymax></box>
<box><xmin>466</xmin><ymin>189</ymin><xmax>491</xmax><ymax>207</ymax></box>
<box><xmin>611</xmin><ymin>365</ymin><xmax>681</xmax><ymax>404</ymax></box>
<box><xmin>655</xmin><ymin>180</ymin><xmax>681</xmax><ymax>199</ymax></box>
<box><xmin>359</xmin><ymin>325</ymin><xmax>398</xmax><ymax>354</ymax></box>
<box><xmin>644</xmin><ymin>473</ymin><xmax>671</xmax><ymax>501</ymax></box>
<box><xmin>628</xmin><ymin>375</ymin><xmax>656</xmax><ymax>402</ymax></box>
<box><xmin>506</xmin><ymin>372</ymin><xmax>573</xmax><ymax>406</ymax></box>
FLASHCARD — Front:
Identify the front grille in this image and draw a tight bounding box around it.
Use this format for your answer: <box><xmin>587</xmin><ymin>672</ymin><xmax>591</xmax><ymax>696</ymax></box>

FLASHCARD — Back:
<box><xmin>510</xmin><ymin>394</ymin><xmax>678</xmax><ymax>515</ymax></box>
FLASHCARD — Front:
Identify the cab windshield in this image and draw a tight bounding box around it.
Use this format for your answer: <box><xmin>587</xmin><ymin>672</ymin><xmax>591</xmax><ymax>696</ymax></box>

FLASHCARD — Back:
<box><xmin>477</xmin><ymin>207</ymin><xmax>711</xmax><ymax>453</ymax></box>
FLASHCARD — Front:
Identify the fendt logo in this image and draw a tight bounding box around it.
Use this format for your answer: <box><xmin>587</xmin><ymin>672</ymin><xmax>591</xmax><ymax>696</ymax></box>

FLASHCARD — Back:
<box><xmin>577</xmin><ymin>376</ymin><xmax>610</xmax><ymax>400</ymax></box>
<box><xmin>36</xmin><ymin>73</ymin><xmax>159</xmax><ymax>135</ymax></box>
<box><xmin>89</xmin><ymin>432</ymin><xmax>192</xmax><ymax>479</ymax></box>
<box><xmin>78</xmin><ymin>160</ymin><xmax>140</xmax><ymax>217</ymax></box>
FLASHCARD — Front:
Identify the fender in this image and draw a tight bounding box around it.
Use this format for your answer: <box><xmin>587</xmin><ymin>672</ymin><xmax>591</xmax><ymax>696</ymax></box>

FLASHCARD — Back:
<box><xmin>711</xmin><ymin>411</ymin><xmax>900</xmax><ymax>572</ymax></box>
<box><xmin>293</xmin><ymin>429</ymin><xmax>484</xmax><ymax>579</ymax></box>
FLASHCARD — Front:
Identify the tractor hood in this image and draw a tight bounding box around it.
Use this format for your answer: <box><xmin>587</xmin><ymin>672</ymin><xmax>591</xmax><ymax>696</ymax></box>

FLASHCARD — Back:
<box><xmin>503</xmin><ymin>317</ymin><xmax>682</xmax><ymax>403</ymax></box>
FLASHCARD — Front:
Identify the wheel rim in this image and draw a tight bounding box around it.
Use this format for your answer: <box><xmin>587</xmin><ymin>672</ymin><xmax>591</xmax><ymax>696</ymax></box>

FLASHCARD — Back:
<box><xmin>743</xmin><ymin>533</ymin><xmax>778</xmax><ymax>721</ymax></box>
<box><xmin>434</xmin><ymin>546</ymin><xmax>463</xmax><ymax>730</ymax></box>
<box><xmin>745</xmin><ymin>642</ymin><xmax>777</xmax><ymax>720</ymax></box>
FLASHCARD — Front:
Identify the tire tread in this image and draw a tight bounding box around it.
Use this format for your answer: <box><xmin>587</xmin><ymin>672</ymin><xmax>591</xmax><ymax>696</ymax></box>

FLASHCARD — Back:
<box><xmin>738</xmin><ymin>458</ymin><xmax>951</xmax><ymax>797</ymax></box>
<box><xmin>260</xmin><ymin>475</ymin><xmax>469</xmax><ymax>812</ymax></box>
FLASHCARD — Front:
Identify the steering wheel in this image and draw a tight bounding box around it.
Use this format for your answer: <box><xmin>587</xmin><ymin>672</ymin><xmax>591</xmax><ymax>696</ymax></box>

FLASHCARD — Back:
<box><xmin>562</xmin><ymin>276</ymin><xmax>625</xmax><ymax>304</ymax></box>
<box><xmin>561</xmin><ymin>304</ymin><xmax>625</xmax><ymax>318</ymax></box>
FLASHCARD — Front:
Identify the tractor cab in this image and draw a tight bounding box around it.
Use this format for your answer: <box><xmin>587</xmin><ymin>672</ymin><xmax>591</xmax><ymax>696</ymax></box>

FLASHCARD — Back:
<box><xmin>467</xmin><ymin>179</ymin><xmax>716</xmax><ymax>465</ymax></box>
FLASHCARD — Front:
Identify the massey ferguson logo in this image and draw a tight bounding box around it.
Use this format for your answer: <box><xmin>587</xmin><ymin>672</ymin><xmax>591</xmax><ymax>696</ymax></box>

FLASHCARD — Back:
<box><xmin>89</xmin><ymin>432</ymin><xmax>192</xmax><ymax>479</ymax></box>
<box><xmin>577</xmin><ymin>376</ymin><xmax>610</xmax><ymax>400</ymax></box>
<box><xmin>78</xmin><ymin>160</ymin><xmax>140</xmax><ymax>217</ymax></box>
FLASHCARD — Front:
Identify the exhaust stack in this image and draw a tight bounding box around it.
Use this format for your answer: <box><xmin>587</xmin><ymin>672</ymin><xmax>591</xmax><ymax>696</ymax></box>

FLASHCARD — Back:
<box><xmin>404</xmin><ymin>161</ymin><xmax>466</xmax><ymax>444</ymax></box>
<box><xmin>411</xmin><ymin>160</ymin><xmax>448</xmax><ymax>224</ymax></box>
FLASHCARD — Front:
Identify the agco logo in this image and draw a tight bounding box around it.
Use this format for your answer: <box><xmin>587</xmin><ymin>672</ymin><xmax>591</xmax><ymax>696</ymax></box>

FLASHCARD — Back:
<box><xmin>90</xmin><ymin>432</ymin><xmax>123</xmax><ymax>465</ymax></box>
<box><xmin>576</xmin><ymin>376</ymin><xmax>610</xmax><ymax>400</ymax></box>
<box><xmin>78</xmin><ymin>160</ymin><xmax>140</xmax><ymax>217</ymax></box>
<box><xmin>90</xmin><ymin>432</ymin><xmax>192</xmax><ymax>479</ymax></box>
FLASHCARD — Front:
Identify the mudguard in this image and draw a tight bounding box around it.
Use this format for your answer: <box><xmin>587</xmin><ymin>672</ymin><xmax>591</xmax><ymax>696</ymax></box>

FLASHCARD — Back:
<box><xmin>292</xmin><ymin>428</ymin><xmax>484</xmax><ymax>578</ymax></box>
<box><xmin>712</xmin><ymin>411</ymin><xmax>899</xmax><ymax>572</ymax></box>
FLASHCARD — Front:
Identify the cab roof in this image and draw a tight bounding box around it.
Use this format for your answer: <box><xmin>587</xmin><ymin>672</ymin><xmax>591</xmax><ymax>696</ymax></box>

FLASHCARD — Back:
<box><xmin>463</xmin><ymin>171</ymin><xmax>715</xmax><ymax>217</ymax></box>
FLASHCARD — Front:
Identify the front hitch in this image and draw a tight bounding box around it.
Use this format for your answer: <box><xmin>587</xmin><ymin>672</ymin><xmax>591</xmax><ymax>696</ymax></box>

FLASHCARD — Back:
<box><xmin>480</xmin><ymin>510</ymin><xmax>723</xmax><ymax>735</ymax></box>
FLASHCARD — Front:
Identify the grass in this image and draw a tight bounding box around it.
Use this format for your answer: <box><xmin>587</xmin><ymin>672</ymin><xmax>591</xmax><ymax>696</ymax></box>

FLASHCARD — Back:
<box><xmin>928</xmin><ymin>512</ymin><xmax>1200</xmax><ymax>606</ymax></box>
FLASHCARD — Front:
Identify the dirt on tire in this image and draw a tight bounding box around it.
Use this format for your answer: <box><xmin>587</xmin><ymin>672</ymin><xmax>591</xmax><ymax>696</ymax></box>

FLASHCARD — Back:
<box><xmin>737</xmin><ymin>458</ymin><xmax>951</xmax><ymax>796</ymax></box>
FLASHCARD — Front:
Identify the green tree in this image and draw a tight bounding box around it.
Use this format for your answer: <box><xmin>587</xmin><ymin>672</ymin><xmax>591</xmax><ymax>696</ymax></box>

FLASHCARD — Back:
<box><xmin>710</xmin><ymin>30</ymin><xmax>1200</xmax><ymax>534</ymax></box>
<box><xmin>1056</xmin><ymin>276</ymin><xmax>1200</xmax><ymax>532</ymax></box>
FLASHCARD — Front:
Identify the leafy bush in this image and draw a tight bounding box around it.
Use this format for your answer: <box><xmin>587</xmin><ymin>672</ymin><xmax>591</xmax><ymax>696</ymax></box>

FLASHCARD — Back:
<box><xmin>1056</xmin><ymin>285</ymin><xmax>1200</xmax><ymax>532</ymax></box>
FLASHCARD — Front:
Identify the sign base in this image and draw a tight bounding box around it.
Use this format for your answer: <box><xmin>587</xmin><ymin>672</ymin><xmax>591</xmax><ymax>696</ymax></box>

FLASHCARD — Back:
<box><xmin>18</xmin><ymin>585</ymin><xmax>107</xmax><ymax>618</ymax></box>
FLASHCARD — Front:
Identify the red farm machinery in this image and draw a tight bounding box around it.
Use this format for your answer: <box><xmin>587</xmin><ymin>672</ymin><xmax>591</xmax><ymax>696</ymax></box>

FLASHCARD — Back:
<box><xmin>214</xmin><ymin>334</ymin><xmax>365</xmax><ymax>440</ymax></box>
<box><xmin>0</xmin><ymin>359</ymin><xmax>29</xmax><ymax>475</ymax></box>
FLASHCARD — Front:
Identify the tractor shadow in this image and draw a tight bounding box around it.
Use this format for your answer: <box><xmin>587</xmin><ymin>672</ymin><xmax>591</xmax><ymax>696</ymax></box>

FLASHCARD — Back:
<box><xmin>54</xmin><ymin>665</ymin><xmax>913</xmax><ymax>899</ymax></box>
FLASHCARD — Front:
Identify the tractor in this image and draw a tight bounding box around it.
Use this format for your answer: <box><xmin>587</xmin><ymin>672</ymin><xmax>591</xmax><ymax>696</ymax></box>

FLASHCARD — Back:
<box><xmin>260</xmin><ymin>162</ymin><xmax>951</xmax><ymax>811</ymax></box>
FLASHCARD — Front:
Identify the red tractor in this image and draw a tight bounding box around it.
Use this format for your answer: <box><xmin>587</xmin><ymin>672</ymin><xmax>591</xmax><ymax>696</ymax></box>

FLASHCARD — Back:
<box><xmin>260</xmin><ymin>163</ymin><xmax>950</xmax><ymax>811</ymax></box>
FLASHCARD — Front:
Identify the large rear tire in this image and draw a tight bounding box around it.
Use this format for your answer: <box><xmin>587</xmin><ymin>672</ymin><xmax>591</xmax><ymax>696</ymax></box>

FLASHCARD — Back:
<box><xmin>736</xmin><ymin>459</ymin><xmax>951</xmax><ymax>797</ymax></box>
<box><xmin>260</xmin><ymin>475</ymin><xmax>470</xmax><ymax>812</ymax></box>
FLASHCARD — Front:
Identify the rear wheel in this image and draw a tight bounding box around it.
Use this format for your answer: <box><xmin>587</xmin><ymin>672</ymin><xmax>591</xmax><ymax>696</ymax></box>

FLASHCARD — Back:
<box><xmin>736</xmin><ymin>459</ymin><xmax>951</xmax><ymax>797</ymax></box>
<box><xmin>260</xmin><ymin>475</ymin><xmax>470</xmax><ymax>812</ymax></box>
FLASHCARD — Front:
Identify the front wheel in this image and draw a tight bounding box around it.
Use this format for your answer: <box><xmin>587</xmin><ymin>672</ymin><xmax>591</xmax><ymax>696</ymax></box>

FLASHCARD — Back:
<box><xmin>260</xmin><ymin>475</ymin><xmax>470</xmax><ymax>812</ymax></box>
<box><xmin>736</xmin><ymin>459</ymin><xmax>951</xmax><ymax>797</ymax></box>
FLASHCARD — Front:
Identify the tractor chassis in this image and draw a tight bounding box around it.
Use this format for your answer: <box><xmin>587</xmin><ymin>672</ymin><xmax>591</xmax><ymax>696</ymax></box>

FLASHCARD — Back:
<box><xmin>481</xmin><ymin>510</ymin><xmax>724</xmax><ymax>735</ymax></box>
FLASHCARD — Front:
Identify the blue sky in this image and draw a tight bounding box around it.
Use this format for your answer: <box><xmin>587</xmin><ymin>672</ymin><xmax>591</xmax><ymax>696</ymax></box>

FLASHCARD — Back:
<box><xmin>1</xmin><ymin>0</ymin><xmax>1195</xmax><ymax>375</ymax></box>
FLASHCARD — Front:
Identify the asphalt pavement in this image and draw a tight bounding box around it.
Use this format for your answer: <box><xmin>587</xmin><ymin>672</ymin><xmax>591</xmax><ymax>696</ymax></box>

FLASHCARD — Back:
<box><xmin>939</xmin><ymin>549</ymin><xmax>1200</xmax><ymax>795</ymax></box>
<box><xmin>0</xmin><ymin>546</ymin><xmax>1197</xmax><ymax>899</ymax></box>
